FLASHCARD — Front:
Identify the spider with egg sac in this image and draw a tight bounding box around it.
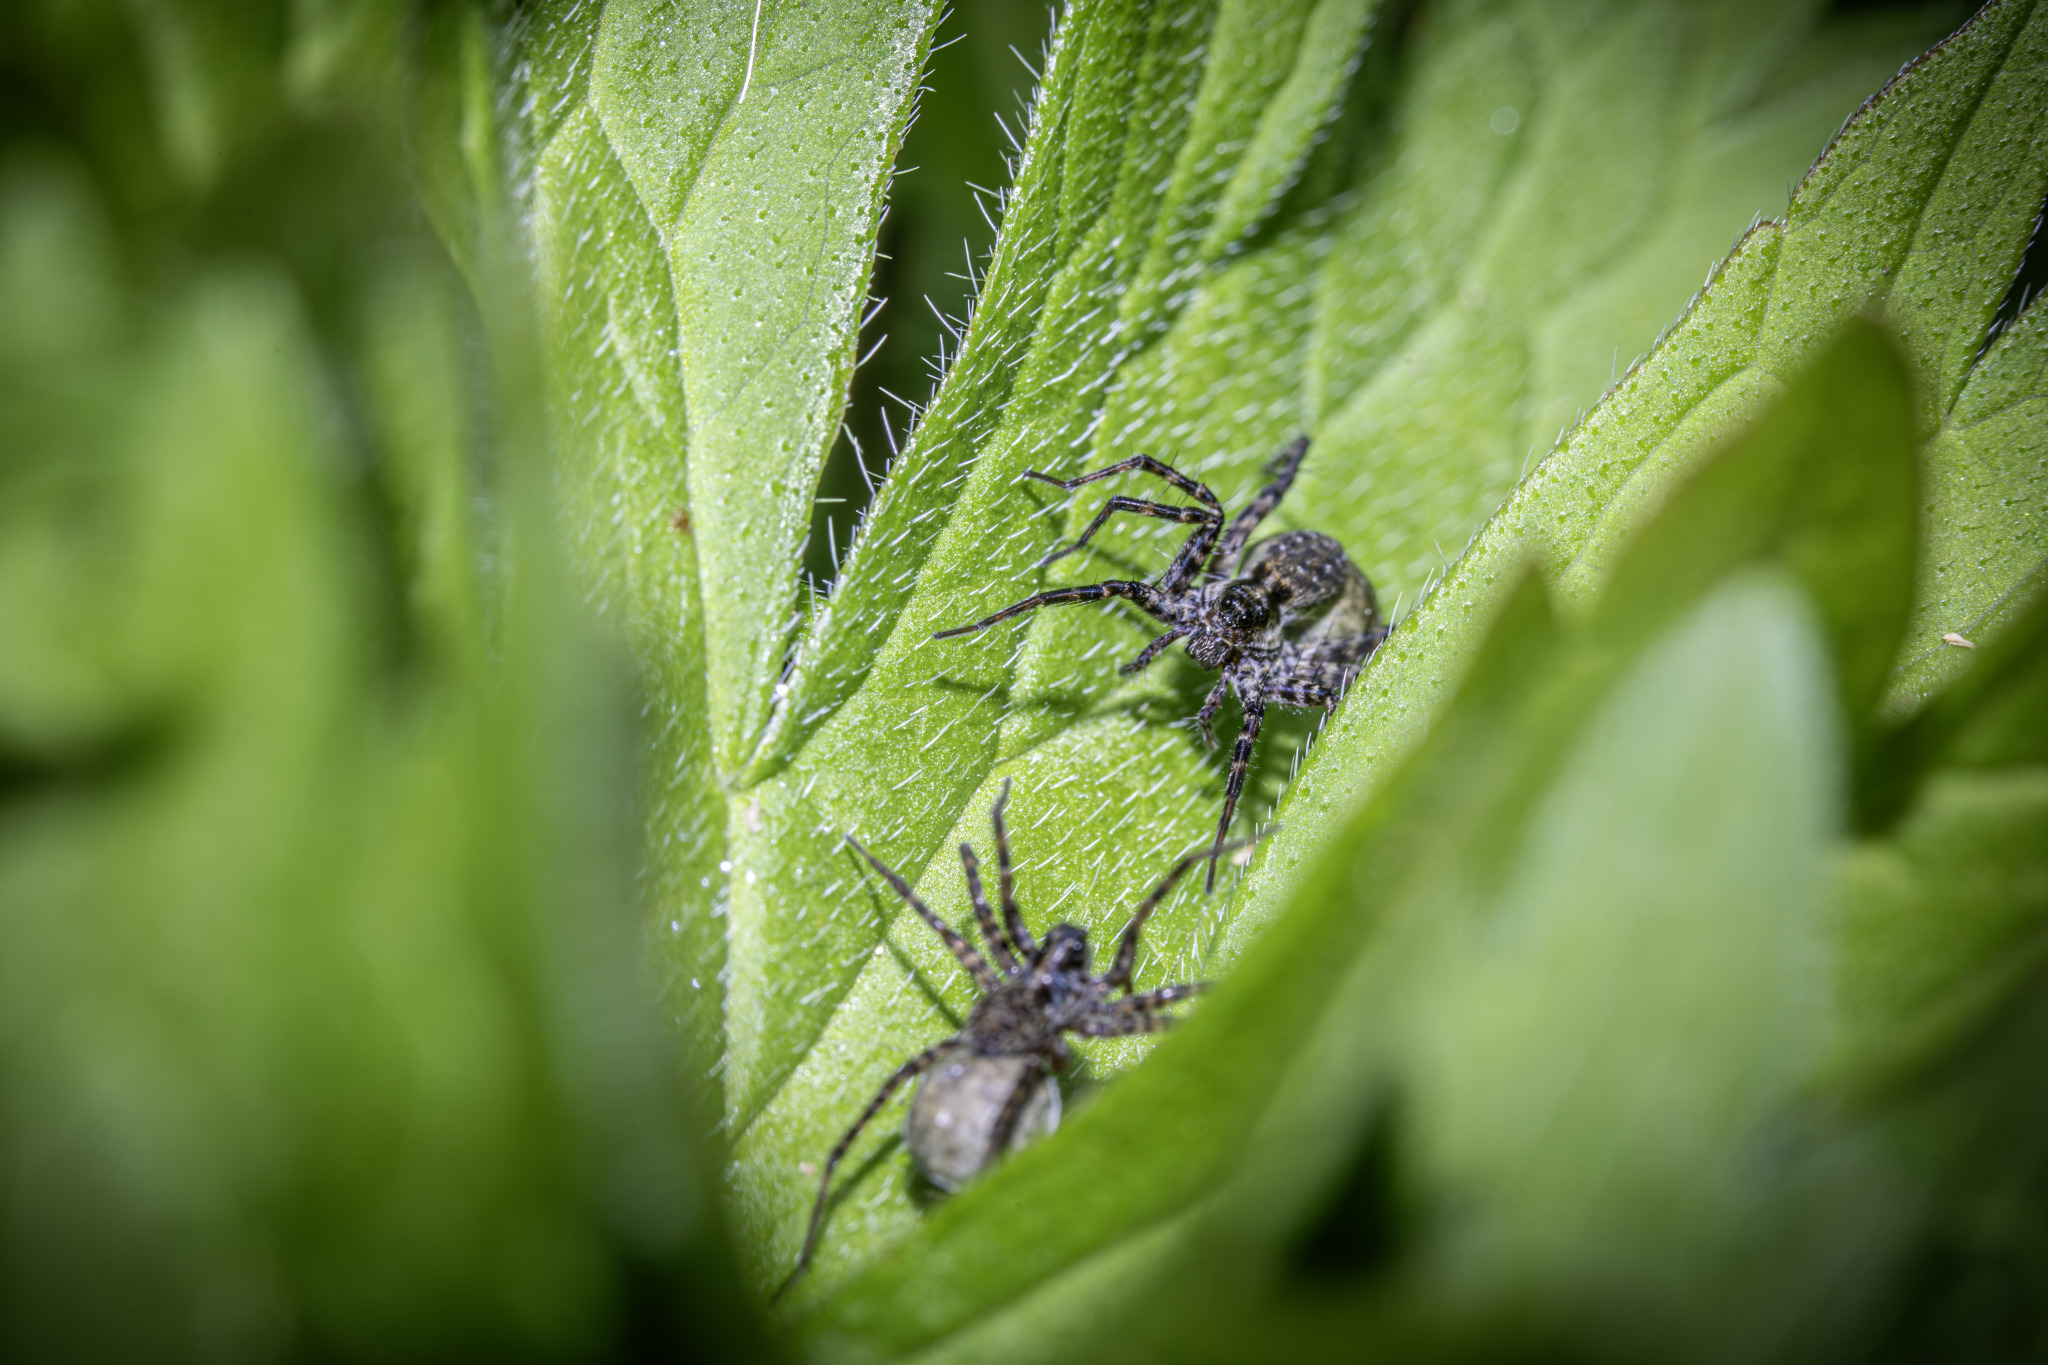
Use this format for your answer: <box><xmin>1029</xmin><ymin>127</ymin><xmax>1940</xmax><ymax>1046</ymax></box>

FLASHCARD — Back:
<box><xmin>777</xmin><ymin>781</ymin><xmax>1248</xmax><ymax>1297</ymax></box>
<box><xmin>936</xmin><ymin>436</ymin><xmax>1385</xmax><ymax>890</ymax></box>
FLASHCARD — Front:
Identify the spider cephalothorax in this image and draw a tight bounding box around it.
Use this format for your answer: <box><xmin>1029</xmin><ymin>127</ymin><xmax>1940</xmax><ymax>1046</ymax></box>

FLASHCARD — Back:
<box><xmin>935</xmin><ymin>437</ymin><xmax>1386</xmax><ymax>888</ymax></box>
<box><xmin>777</xmin><ymin>782</ymin><xmax>1238</xmax><ymax>1297</ymax></box>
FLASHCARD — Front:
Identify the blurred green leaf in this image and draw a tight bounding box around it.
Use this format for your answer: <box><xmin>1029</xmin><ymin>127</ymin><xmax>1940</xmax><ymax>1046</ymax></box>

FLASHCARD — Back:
<box><xmin>0</xmin><ymin>3</ymin><xmax>770</xmax><ymax>1358</ymax></box>
<box><xmin>1832</xmin><ymin>569</ymin><xmax>2048</xmax><ymax>1091</ymax></box>
<box><xmin>1835</xmin><ymin>768</ymin><xmax>2048</xmax><ymax>1094</ymax></box>
<box><xmin>1827</xmin><ymin>571</ymin><xmax>2048</xmax><ymax>1352</ymax></box>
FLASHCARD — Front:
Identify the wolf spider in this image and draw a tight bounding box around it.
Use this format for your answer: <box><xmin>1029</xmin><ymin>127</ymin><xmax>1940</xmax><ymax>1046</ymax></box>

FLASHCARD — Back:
<box><xmin>936</xmin><ymin>436</ymin><xmax>1386</xmax><ymax>890</ymax></box>
<box><xmin>777</xmin><ymin>781</ymin><xmax>1245</xmax><ymax>1298</ymax></box>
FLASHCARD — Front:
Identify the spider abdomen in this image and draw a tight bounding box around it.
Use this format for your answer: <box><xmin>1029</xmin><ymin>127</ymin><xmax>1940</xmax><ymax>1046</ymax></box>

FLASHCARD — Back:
<box><xmin>1242</xmin><ymin>530</ymin><xmax>1380</xmax><ymax>644</ymax></box>
<box><xmin>906</xmin><ymin>1043</ymin><xmax>1060</xmax><ymax>1191</ymax></box>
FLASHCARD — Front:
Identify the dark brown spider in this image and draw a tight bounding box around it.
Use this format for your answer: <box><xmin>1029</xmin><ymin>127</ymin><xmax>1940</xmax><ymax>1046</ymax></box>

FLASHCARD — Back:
<box><xmin>935</xmin><ymin>437</ymin><xmax>1385</xmax><ymax>890</ymax></box>
<box><xmin>776</xmin><ymin>781</ymin><xmax>1243</xmax><ymax>1298</ymax></box>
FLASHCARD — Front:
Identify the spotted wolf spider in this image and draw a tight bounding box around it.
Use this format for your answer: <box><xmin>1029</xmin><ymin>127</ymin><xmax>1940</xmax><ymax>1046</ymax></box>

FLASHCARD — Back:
<box><xmin>936</xmin><ymin>436</ymin><xmax>1385</xmax><ymax>890</ymax></box>
<box><xmin>777</xmin><ymin>781</ymin><xmax>1245</xmax><ymax>1297</ymax></box>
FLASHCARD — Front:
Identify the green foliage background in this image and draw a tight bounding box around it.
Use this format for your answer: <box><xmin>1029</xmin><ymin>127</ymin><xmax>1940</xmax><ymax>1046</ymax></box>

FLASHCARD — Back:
<box><xmin>1</xmin><ymin>0</ymin><xmax>2046</xmax><ymax>1361</ymax></box>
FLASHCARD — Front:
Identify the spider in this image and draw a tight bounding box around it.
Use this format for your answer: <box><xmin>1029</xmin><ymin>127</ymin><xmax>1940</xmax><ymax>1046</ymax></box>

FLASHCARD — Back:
<box><xmin>777</xmin><ymin>780</ymin><xmax>1246</xmax><ymax>1298</ymax></box>
<box><xmin>935</xmin><ymin>436</ymin><xmax>1385</xmax><ymax>890</ymax></box>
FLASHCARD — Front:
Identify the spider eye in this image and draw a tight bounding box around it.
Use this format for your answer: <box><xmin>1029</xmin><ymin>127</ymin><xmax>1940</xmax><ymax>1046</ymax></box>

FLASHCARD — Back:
<box><xmin>1218</xmin><ymin>585</ymin><xmax>1271</xmax><ymax>631</ymax></box>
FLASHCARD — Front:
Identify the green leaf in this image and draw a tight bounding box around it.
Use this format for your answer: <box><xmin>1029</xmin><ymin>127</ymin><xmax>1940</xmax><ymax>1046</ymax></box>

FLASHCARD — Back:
<box><xmin>1233</xmin><ymin>0</ymin><xmax>2048</xmax><ymax>950</ymax></box>
<box><xmin>408</xmin><ymin>0</ymin><xmax>2048</xmax><ymax>1332</ymax></box>
<box><xmin>1587</xmin><ymin>319</ymin><xmax>1919</xmax><ymax>720</ymax></box>
<box><xmin>1825</xmin><ymin>570</ymin><xmax>2048</xmax><ymax>1346</ymax></box>
<box><xmin>1833</xmin><ymin>579</ymin><xmax>2048</xmax><ymax>1093</ymax></box>
<box><xmin>718</xmin><ymin>0</ymin><xmax>1988</xmax><ymax>1304</ymax></box>
<box><xmin>798</xmin><ymin>317</ymin><xmax>1923</xmax><ymax>1360</ymax></box>
<box><xmin>1855</xmin><ymin>560</ymin><xmax>2048</xmax><ymax>827</ymax></box>
<box><xmin>1835</xmin><ymin>768</ymin><xmax>2048</xmax><ymax>1093</ymax></box>
<box><xmin>14</xmin><ymin>0</ymin><xmax>2047</xmax><ymax>1351</ymax></box>
<box><xmin>0</xmin><ymin>8</ymin><xmax>767</xmax><ymax>1356</ymax></box>
<box><xmin>1894</xmin><ymin>294</ymin><xmax>2048</xmax><ymax>700</ymax></box>
<box><xmin>520</xmin><ymin>0</ymin><xmax>939</xmax><ymax>779</ymax></box>
<box><xmin>514</xmin><ymin>0</ymin><xmax>941</xmax><ymax>1088</ymax></box>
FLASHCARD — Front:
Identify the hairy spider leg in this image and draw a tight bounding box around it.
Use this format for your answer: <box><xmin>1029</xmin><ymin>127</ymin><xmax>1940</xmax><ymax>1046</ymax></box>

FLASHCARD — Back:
<box><xmin>1032</xmin><ymin>495</ymin><xmax>1220</xmax><ymax>569</ymax></box>
<box><xmin>1023</xmin><ymin>455</ymin><xmax>1225</xmax><ymax>593</ymax></box>
<box><xmin>988</xmin><ymin>779</ymin><xmax>1036</xmax><ymax>959</ymax></box>
<box><xmin>1194</xmin><ymin>674</ymin><xmax>1232</xmax><ymax>747</ymax></box>
<box><xmin>1074</xmin><ymin>983</ymin><xmax>1211</xmax><ymax>1037</ymax></box>
<box><xmin>1273</xmin><ymin>675</ymin><xmax>1353</xmax><ymax>708</ymax></box>
<box><xmin>1103</xmin><ymin>835</ymin><xmax>1260</xmax><ymax>989</ymax></box>
<box><xmin>845</xmin><ymin>835</ymin><xmax>1002</xmax><ymax>994</ymax></box>
<box><xmin>1208</xmin><ymin>435</ymin><xmax>1312</xmax><ymax>579</ymax></box>
<box><xmin>958</xmin><ymin>840</ymin><xmax>1021</xmax><ymax>976</ymax></box>
<box><xmin>1119</xmin><ymin>626</ymin><xmax>1188</xmax><ymax>676</ymax></box>
<box><xmin>776</xmin><ymin>1042</ymin><xmax>947</xmax><ymax>1300</ymax></box>
<box><xmin>1208</xmin><ymin>683</ymin><xmax>1269</xmax><ymax>893</ymax></box>
<box><xmin>1021</xmin><ymin>453</ymin><xmax>1222</xmax><ymax>508</ymax></box>
<box><xmin>933</xmin><ymin>579</ymin><xmax>1168</xmax><ymax>639</ymax></box>
<box><xmin>1292</xmin><ymin>629</ymin><xmax>1389</xmax><ymax>684</ymax></box>
<box><xmin>985</xmin><ymin>1052</ymin><xmax>1057</xmax><ymax>1158</ymax></box>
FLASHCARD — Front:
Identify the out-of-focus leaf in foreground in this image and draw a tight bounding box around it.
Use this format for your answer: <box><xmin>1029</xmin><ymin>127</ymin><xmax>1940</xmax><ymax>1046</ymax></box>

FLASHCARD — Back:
<box><xmin>0</xmin><ymin>3</ymin><xmax>768</xmax><ymax>1357</ymax></box>
<box><xmin>1821</xmin><ymin>578</ymin><xmax>2048</xmax><ymax>1352</ymax></box>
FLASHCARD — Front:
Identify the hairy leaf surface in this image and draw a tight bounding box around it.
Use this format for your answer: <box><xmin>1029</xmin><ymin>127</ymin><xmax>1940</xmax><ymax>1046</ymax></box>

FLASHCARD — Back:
<box><xmin>808</xmin><ymin>325</ymin><xmax>1915</xmax><ymax>1355</ymax></box>
<box><xmin>493</xmin><ymin>0</ymin><xmax>2046</xmax><ymax>1322</ymax></box>
<box><xmin>514</xmin><ymin>0</ymin><xmax>940</xmax><ymax>1085</ymax></box>
<box><xmin>726</xmin><ymin>0</ymin><xmax>1998</xmax><ymax>1307</ymax></box>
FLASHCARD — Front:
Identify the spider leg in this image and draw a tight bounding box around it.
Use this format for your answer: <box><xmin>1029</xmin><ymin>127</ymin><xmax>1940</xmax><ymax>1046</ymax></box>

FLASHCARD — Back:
<box><xmin>1266</xmin><ymin>678</ymin><xmax>1342</xmax><ymax>708</ymax></box>
<box><xmin>1120</xmin><ymin>626</ymin><xmax>1187</xmax><ymax>676</ymax></box>
<box><xmin>1073</xmin><ymin>983</ymin><xmax>1211</xmax><ymax>1037</ymax></box>
<box><xmin>1208</xmin><ymin>435</ymin><xmax>1311</xmax><ymax>580</ymax></box>
<box><xmin>958</xmin><ymin>839</ymin><xmax>1021</xmax><ymax>976</ymax></box>
<box><xmin>1024</xmin><ymin>457</ymin><xmax>1227</xmax><ymax>595</ymax></box>
<box><xmin>776</xmin><ymin>1043</ymin><xmax>946</xmax><ymax>1300</ymax></box>
<box><xmin>986</xmin><ymin>1056</ymin><xmax>1053</xmax><ymax>1156</ymax></box>
<box><xmin>1033</xmin><ymin>496</ymin><xmax>1221</xmax><ymax>569</ymax></box>
<box><xmin>845</xmin><ymin>835</ymin><xmax>1001</xmax><ymax>993</ymax></box>
<box><xmin>1206</xmin><ymin>681</ymin><xmax>1268</xmax><ymax>893</ymax></box>
<box><xmin>933</xmin><ymin>580</ymin><xmax>1169</xmax><ymax>639</ymax></box>
<box><xmin>1103</xmin><ymin>839</ymin><xmax>1262</xmax><ymax>990</ymax></box>
<box><xmin>1023</xmin><ymin>454</ymin><xmax>1223</xmax><ymax>511</ymax></box>
<box><xmin>1265</xmin><ymin>629</ymin><xmax>1387</xmax><ymax>703</ymax></box>
<box><xmin>1294</xmin><ymin>627</ymin><xmax>1389</xmax><ymax>672</ymax></box>
<box><xmin>1193</xmin><ymin>674</ymin><xmax>1231</xmax><ymax>748</ymax></box>
<box><xmin>989</xmin><ymin>779</ymin><xmax>1036</xmax><ymax>960</ymax></box>
<box><xmin>1160</xmin><ymin>520</ymin><xmax>1224</xmax><ymax>595</ymax></box>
